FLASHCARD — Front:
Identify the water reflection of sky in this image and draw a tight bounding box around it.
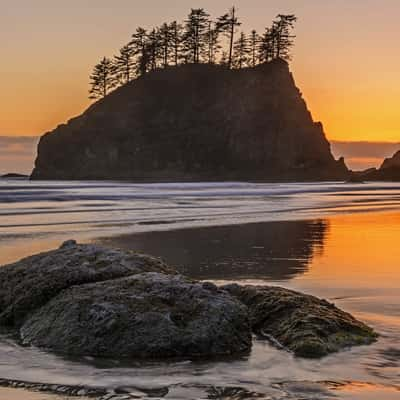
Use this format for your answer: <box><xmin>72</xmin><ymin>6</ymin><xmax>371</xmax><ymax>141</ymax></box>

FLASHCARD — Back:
<box><xmin>1</xmin><ymin>180</ymin><xmax>400</xmax><ymax>266</ymax></box>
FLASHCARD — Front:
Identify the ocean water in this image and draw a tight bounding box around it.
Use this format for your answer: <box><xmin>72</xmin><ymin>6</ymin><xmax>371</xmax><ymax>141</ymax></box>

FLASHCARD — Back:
<box><xmin>0</xmin><ymin>179</ymin><xmax>399</xmax><ymax>399</ymax></box>
<box><xmin>1</xmin><ymin>179</ymin><xmax>400</xmax><ymax>265</ymax></box>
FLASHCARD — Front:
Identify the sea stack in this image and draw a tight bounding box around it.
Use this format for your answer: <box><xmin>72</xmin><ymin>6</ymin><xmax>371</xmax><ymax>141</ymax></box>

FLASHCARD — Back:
<box><xmin>381</xmin><ymin>150</ymin><xmax>400</xmax><ymax>170</ymax></box>
<box><xmin>352</xmin><ymin>149</ymin><xmax>400</xmax><ymax>181</ymax></box>
<box><xmin>31</xmin><ymin>59</ymin><xmax>348</xmax><ymax>181</ymax></box>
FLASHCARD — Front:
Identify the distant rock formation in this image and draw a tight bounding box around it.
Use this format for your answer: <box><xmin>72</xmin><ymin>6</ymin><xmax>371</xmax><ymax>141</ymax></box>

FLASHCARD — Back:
<box><xmin>374</xmin><ymin>150</ymin><xmax>400</xmax><ymax>180</ymax></box>
<box><xmin>350</xmin><ymin>149</ymin><xmax>400</xmax><ymax>181</ymax></box>
<box><xmin>1</xmin><ymin>173</ymin><xmax>28</xmax><ymax>179</ymax></box>
<box><xmin>31</xmin><ymin>59</ymin><xmax>347</xmax><ymax>181</ymax></box>
<box><xmin>381</xmin><ymin>150</ymin><xmax>400</xmax><ymax>170</ymax></box>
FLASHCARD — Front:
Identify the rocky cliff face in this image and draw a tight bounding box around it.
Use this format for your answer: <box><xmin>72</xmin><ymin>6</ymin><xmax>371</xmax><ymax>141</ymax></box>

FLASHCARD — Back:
<box><xmin>31</xmin><ymin>59</ymin><xmax>347</xmax><ymax>181</ymax></box>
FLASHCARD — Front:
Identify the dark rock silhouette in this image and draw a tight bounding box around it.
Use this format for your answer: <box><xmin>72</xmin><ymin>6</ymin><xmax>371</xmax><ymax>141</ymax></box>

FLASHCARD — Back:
<box><xmin>350</xmin><ymin>149</ymin><xmax>400</xmax><ymax>181</ymax></box>
<box><xmin>31</xmin><ymin>60</ymin><xmax>347</xmax><ymax>181</ymax></box>
<box><xmin>1</xmin><ymin>173</ymin><xmax>28</xmax><ymax>179</ymax></box>
<box><xmin>375</xmin><ymin>150</ymin><xmax>400</xmax><ymax>180</ymax></box>
<box><xmin>381</xmin><ymin>150</ymin><xmax>400</xmax><ymax>170</ymax></box>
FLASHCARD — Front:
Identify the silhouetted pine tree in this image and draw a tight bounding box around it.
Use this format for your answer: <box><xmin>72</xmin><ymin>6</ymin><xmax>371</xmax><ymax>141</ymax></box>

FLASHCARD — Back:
<box><xmin>147</xmin><ymin>28</ymin><xmax>162</xmax><ymax>71</ymax></box>
<box><xmin>182</xmin><ymin>8</ymin><xmax>210</xmax><ymax>63</ymax></box>
<box><xmin>88</xmin><ymin>8</ymin><xmax>298</xmax><ymax>101</ymax></box>
<box><xmin>206</xmin><ymin>21</ymin><xmax>220</xmax><ymax>64</ymax></box>
<box><xmin>130</xmin><ymin>27</ymin><xmax>149</xmax><ymax>76</ymax></box>
<box><xmin>114</xmin><ymin>44</ymin><xmax>135</xmax><ymax>84</ymax></box>
<box><xmin>170</xmin><ymin>21</ymin><xmax>183</xmax><ymax>65</ymax></box>
<box><xmin>259</xmin><ymin>27</ymin><xmax>276</xmax><ymax>62</ymax></box>
<box><xmin>159</xmin><ymin>23</ymin><xmax>173</xmax><ymax>67</ymax></box>
<box><xmin>217</xmin><ymin>7</ymin><xmax>241</xmax><ymax>69</ymax></box>
<box><xmin>219</xmin><ymin>51</ymin><xmax>229</xmax><ymax>67</ymax></box>
<box><xmin>273</xmin><ymin>14</ymin><xmax>297</xmax><ymax>60</ymax></box>
<box><xmin>249</xmin><ymin>30</ymin><xmax>260</xmax><ymax>67</ymax></box>
<box><xmin>89</xmin><ymin>57</ymin><xmax>116</xmax><ymax>99</ymax></box>
<box><xmin>233</xmin><ymin>32</ymin><xmax>249</xmax><ymax>69</ymax></box>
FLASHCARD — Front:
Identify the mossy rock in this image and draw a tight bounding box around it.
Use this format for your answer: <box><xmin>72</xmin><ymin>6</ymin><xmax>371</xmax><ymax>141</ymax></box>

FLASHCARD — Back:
<box><xmin>222</xmin><ymin>284</ymin><xmax>377</xmax><ymax>358</ymax></box>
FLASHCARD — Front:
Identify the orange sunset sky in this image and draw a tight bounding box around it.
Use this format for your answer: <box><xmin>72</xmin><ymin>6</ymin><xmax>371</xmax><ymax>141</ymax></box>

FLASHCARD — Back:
<box><xmin>1</xmin><ymin>0</ymin><xmax>400</xmax><ymax>172</ymax></box>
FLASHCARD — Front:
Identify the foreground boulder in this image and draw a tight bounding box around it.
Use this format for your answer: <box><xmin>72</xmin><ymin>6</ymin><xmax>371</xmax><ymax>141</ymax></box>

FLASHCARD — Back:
<box><xmin>0</xmin><ymin>242</ymin><xmax>377</xmax><ymax>359</ymax></box>
<box><xmin>222</xmin><ymin>284</ymin><xmax>377</xmax><ymax>358</ymax></box>
<box><xmin>0</xmin><ymin>240</ymin><xmax>172</xmax><ymax>327</ymax></box>
<box><xmin>21</xmin><ymin>273</ymin><xmax>251</xmax><ymax>358</ymax></box>
<box><xmin>20</xmin><ymin>273</ymin><xmax>251</xmax><ymax>358</ymax></box>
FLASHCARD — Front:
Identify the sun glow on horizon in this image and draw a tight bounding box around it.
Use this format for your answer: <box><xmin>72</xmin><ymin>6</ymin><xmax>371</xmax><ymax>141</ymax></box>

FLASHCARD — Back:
<box><xmin>1</xmin><ymin>0</ymin><xmax>400</xmax><ymax>145</ymax></box>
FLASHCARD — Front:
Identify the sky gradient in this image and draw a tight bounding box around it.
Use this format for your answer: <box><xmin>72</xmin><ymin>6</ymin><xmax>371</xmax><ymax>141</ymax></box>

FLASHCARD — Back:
<box><xmin>1</xmin><ymin>1</ymin><xmax>399</xmax><ymax>171</ymax></box>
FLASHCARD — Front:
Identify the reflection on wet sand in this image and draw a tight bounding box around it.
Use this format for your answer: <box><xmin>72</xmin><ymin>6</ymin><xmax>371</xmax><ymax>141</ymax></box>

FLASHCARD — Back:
<box><xmin>291</xmin><ymin>211</ymin><xmax>400</xmax><ymax>290</ymax></box>
<box><xmin>275</xmin><ymin>381</ymin><xmax>400</xmax><ymax>400</ymax></box>
<box><xmin>99</xmin><ymin>219</ymin><xmax>328</xmax><ymax>280</ymax></box>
